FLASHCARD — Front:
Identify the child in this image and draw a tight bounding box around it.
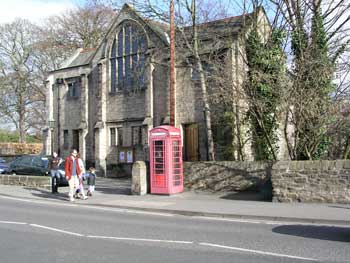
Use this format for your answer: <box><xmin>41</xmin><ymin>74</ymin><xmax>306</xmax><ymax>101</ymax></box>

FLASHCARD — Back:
<box><xmin>75</xmin><ymin>174</ymin><xmax>88</xmax><ymax>199</ymax></box>
<box><xmin>87</xmin><ymin>167</ymin><xmax>97</xmax><ymax>196</ymax></box>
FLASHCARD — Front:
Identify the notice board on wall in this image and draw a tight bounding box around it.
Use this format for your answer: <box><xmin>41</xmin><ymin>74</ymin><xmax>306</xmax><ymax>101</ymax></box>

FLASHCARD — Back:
<box><xmin>118</xmin><ymin>147</ymin><xmax>134</xmax><ymax>163</ymax></box>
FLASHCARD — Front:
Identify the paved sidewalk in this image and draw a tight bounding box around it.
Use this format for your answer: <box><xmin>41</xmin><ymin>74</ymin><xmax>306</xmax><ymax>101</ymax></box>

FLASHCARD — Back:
<box><xmin>0</xmin><ymin>177</ymin><xmax>349</xmax><ymax>226</ymax></box>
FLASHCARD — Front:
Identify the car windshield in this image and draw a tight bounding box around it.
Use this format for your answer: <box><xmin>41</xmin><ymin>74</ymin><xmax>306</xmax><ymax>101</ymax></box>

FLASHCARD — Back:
<box><xmin>41</xmin><ymin>158</ymin><xmax>49</xmax><ymax>168</ymax></box>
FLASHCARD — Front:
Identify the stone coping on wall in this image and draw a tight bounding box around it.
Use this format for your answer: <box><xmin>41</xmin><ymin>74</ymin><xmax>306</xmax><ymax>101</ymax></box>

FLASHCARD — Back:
<box><xmin>272</xmin><ymin>160</ymin><xmax>350</xmax><ymax>171</ymax></box>
<box><xmin>0</xmin><ymin>174</ymin><xmax>51</xmax><ymax>190</ymax></box>
<box><xmin>272</xmin><ymin>160</ymin><xmax>350</xmax><ymax>204</ymax></box>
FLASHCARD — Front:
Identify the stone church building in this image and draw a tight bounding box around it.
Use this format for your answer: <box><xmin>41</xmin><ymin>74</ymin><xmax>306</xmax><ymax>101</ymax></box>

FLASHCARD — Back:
<box><xmin>44</xmin><ymin>4</ymin><xmax>273</xmax><ymax>176</ymax></box>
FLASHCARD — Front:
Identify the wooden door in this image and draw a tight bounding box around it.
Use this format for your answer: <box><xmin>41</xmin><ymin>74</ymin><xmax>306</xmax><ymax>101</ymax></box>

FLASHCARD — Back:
<box><xmin>184</xmin><ymin>124</ymin><xmax>199</xmax><ymax>161</ymax></box>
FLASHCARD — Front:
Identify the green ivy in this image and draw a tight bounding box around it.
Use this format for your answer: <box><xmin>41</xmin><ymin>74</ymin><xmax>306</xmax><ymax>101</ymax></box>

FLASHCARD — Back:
<box><xmin>291</xmin><ymin>5</ymin><xmax>336</xmax><ymax>160</ymax></box>
<box><xmin>245</xmin><ymin>29</ymin><xmax>286</xmax><ymax>160</ymax></box>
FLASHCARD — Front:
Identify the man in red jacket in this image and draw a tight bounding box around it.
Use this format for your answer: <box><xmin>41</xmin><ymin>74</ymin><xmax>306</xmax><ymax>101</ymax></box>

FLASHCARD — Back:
<box><xmin>65</xmin><ymin>149</ymin><xmax>81</xmax><ymax>202</ymax></box>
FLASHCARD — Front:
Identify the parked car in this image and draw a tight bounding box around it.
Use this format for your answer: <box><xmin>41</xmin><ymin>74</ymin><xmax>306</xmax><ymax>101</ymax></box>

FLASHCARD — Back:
<box><xmin>8</xmin><ymin>155</ymin><xmax>49</xmax><ymax>176</ymax></box>
<box><xmin>8</xmin><ymin>155</ymin><xmax>68</xmax><ymax>186</ymax></box>
<box><xmin>0</xmin><ymin>157</ymin><xmax>9</xmax><ymax>174</ymax></box>
<box><xmin>57</xmin><ymin>161</ymin><xmax>68</xmax><ymax>186</ymax></box>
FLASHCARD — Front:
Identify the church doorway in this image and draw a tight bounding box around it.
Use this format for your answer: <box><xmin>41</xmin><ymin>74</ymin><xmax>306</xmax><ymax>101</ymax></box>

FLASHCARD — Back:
<box><xmin>183</xmin><ymin>123</ymin><xmax>199</xmax><ymax>161</ymax></box>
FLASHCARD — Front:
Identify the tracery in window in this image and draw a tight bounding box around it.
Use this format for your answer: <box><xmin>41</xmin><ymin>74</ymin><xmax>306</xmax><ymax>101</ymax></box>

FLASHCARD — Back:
<box><xmin>110</xmin><ymin>22</ymin><xmax>147</xmax><ymax>93</ymax></box>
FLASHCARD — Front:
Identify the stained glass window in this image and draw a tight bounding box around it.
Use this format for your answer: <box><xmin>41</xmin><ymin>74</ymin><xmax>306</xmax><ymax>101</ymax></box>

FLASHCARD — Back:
<box><xmin>110</xmin><ymin>22</ymin><xmax>148</xmax><ymax>93</ymax></box>
<box><xmin>110</xmin><ymin>40</ymin><xmax>117</xmax><ymax>92</ymax></box>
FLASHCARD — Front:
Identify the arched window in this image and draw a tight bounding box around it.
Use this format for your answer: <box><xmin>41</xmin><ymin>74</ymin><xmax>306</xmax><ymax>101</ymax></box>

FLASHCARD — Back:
<box><xmin>110</xmin><ymin>22</ymin><xmax>147</xmax><ymax>93</ymax></box>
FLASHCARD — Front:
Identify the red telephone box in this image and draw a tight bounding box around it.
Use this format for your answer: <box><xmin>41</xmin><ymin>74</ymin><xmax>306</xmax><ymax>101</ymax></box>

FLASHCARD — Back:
<box><xmin>149</xmin><ymin>126</ymin><xmax>183</xmax><ymax>194</ymax></box>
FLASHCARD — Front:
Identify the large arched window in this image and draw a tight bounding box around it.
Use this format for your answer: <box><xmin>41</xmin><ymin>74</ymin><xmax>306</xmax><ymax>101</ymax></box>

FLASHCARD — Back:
<box><xmin>110</xmin><ymin>22</ymin><xmax>147</xmax><ymax>93</ymax></box>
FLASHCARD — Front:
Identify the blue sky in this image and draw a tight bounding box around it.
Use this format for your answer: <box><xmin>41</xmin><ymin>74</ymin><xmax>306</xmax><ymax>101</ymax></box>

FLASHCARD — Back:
<box><xmin>0</xmin><ymin>0</ymin><xmax>84</xmax><ymax>24</ymax></box>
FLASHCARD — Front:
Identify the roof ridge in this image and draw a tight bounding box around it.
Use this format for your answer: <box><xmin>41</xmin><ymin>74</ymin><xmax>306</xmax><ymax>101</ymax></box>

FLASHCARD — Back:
<box><xmin>81</xmin><ymin>48</ymin><xmax>97</xmax><ymax>53</ymax></box>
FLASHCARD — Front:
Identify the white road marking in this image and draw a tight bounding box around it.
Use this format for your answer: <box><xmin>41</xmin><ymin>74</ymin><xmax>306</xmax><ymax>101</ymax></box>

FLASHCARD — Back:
<box><xmin>192</xmin><ymin>216</ymin><xmax>282</xmax><ymax>225</ymax></box>
<box><xmin>124</xmin><ymin>210</ymin><xmax>174</xmax><ymax>217</ymax></box>
<box><xmin>192</xmin><ymin>216</ymin><xmax>347</xmax><ymax>228</ymax></box>
<box><xmin>0</xmin><ymin>195</ymin><xmax>172</xmax><ymax>217</ymax></box>
<box><xmin>0</xmin><ymin>196</ymin><xmax>32</xmax><ymax>202</ymax></box>
<box><xmin>88</xmin><ymin>235</ymin><xmax>193</xmax><ymax>244</ymax></box>
<box><xmin>30</xmin><ymin>224</ymin><xmax>84</xmax><ymax>237</ymax></box>
<box><xmin>200</xmin><ymin>242</ymin><xmax>318</xmax><ymax>261</ymax></box>
<box><xmin>0</xmin><ymin>220</ymin><xmax>27</xmax><ymax>225</ymax></box>
<box><xmin>85</xmin><ymin>206</ymin><xmax>173</xmax><ymax>217</ymax></box>
<box><xmin>0</xmin><ymin>219</ymin><xmax>320</xmax><ymax>261</ymax></box>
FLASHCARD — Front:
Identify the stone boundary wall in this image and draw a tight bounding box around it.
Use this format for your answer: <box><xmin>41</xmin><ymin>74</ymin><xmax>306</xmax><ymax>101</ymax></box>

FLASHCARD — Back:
<box><xmin>0</xmin><ymin>175</ymin><xmax>51</xmax><ymax>190</ymax></box>
<box><xmin>184</xmin><ymin>160</ymin><xmax>350</xmax><ymax>203</ymax></box>
<box><xmin>272</xmin><ymin>160</ymin><xmax>350</xmax><ymax>203</ymax></box>
<box><xmin>184</xmin><ymin>161</ymin><xmax>272</xmax><ymax>192</ymax></box>
<box><xmin>0</xmin><ymin>143</ymin><xmax>43</xmax><ymax>155</ymax></box>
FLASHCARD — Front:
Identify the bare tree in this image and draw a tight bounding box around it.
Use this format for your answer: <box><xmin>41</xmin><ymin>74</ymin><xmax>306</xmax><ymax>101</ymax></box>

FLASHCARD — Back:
<box><xmin>0</xmin><ymin>1</ymin><xmax>116</xmax><ymax>141</ymax></box>
<box><xmin>41</xmin><ymin>2</ymin><xmax>116</xmax><ymax>50</ymax></box>
<box><xmin>0</xmin><ymin>19</ymin><xmax>42</xmax><ymax>142</ymax></box>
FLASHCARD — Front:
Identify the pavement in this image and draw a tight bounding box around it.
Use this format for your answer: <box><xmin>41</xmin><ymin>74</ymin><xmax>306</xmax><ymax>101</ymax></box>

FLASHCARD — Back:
<box><xmin>0</xmin><ymin>177</ymin><xmax>350</xmax><ymax>226</ymax></box>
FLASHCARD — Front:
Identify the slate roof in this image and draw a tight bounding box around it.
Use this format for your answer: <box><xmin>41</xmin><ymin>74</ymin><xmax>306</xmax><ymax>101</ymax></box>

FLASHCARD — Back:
<box><xmin>66</xmin><ymin>48</ymin><xmax>96</xmax><ymax>68</ymax></box>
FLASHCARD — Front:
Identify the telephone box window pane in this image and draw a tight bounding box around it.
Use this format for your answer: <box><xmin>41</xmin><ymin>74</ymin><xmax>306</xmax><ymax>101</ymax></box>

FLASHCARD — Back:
<box><xmin>154</xmin><ymin>140</ymin><xmax>164</xmax><ymax>174</ymax></box>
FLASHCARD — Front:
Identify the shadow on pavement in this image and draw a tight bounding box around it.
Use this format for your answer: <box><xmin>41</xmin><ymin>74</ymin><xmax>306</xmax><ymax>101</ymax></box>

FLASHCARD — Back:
<box><xmin>272</xmin><ymin>225</ymin><xmax>350</xmax><ymax>242</ymax></box>
<box><xmin>328</xmin><ymin>205</ymin><xmax>350</xmax><ymax>210</ymax></box>
<box><xmin>95</xmin><ymin>177</ymin><xmax>131</xmax><ymax>195</ymax></box>
<box><xmin>24</xmin><ymin>187</ymin><xmax>68</xmax><ymax>201</ymax></box>
<box><xmin>96</xmin><ymin>186</ymin><xmax>131</xmax><ymax>195</ymax></box>
<box><xmin>220</xmin><ymin>191</ymin><xmax>270</xmax><ymax>202</ymax></box>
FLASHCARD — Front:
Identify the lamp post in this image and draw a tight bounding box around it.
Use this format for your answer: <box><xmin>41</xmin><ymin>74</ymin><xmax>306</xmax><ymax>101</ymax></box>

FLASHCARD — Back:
<box><xmin>169</xmin><ymin>0</ymin><xmax>175</xmax><ymax>126</ymax></box>
<box><xmin>49</xmin><ymin>120</ymin><xmax>55</xmax><ymax>155</ymax></box>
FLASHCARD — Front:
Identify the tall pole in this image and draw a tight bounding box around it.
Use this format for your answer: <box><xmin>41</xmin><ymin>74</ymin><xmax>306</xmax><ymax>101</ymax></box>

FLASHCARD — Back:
<box><xmin>169</xmin><ymin>0</ymin><xmax>175</xmax><ymax>126</ymax></box>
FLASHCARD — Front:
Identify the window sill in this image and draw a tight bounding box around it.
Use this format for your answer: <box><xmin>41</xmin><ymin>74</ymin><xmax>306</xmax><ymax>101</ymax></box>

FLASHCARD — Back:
<box><xmin>109</xmin><ymin>88</ymin><xmax>147</xmax><ymax>96</ymax></box>
<box><xmin>66</xmin><ymin>96</ymin><xmax>79</xmax><ymax>101</ymax></box>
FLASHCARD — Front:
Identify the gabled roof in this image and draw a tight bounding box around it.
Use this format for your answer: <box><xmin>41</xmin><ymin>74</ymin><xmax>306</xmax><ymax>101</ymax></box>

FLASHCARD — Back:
<box><xmin>67</xmin><ymin>48</ymin><xmax>96</xmax><ymax>68</ymax></box>
<box><xmin>52</xmin><ymin>4</ymin><xmax>268</xmax><ymax>72</ymax></box>
<box><xmin>53</xmin><ymin>48</ymin><xmax>96</xmax><ymax>72</ymax></box>
<box><xmin>183</xmin><ymin>7</ymin><xmax>267</xmax><ymax>41</ymax></box>
<box><xmin>90</xmin><ymin>3</ymin><xmax>171</xmax><ymax>63</ymax></box>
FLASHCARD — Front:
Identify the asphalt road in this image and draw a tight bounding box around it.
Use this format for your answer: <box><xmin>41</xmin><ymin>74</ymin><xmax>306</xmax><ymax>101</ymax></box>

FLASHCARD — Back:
<box><xmin>0</xmin><ymin>196</ymin><xmax>349</xmax><ymax>263</ymax></box>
